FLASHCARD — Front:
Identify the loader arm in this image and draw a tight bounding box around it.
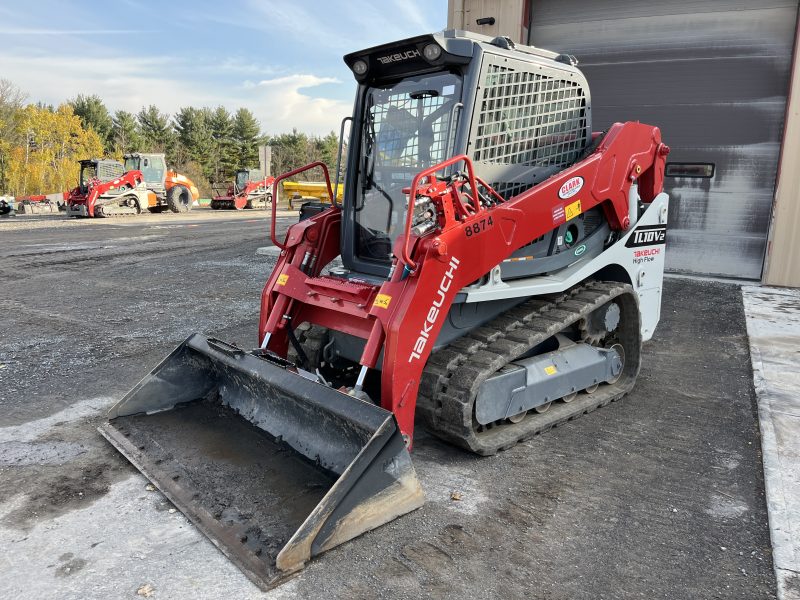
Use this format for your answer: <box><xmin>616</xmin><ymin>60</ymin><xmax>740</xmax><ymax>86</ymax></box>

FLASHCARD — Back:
<box><xmin>259</xmin><ymin>121</ymin><xmax>668</xmax><ymax>446</ymax></box>
<box><xmin>84</xmin><ymin>170</ymin><xmax>145</xmax><ymax>217</ymax></box>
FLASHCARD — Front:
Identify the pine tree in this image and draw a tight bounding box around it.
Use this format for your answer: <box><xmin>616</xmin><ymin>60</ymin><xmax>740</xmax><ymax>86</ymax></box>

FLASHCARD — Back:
<box><xmin>231</xmin><ymin>108</ymin><xmax>260</xmax><ymax>169</ymax></box>
<box><xmin>69</xmin><ymin>94</ymin><xmax>113</xmax><ymax>153</ymax></box>
<box><xmin>137</xmin><ymin>105</ymin><xmax>173</xmax><ymax>156</ymax></box>
<box><xmin>111</xmin><ymin>110</ymin><xmax>143</xmax><ymax>155</ymax></box>
<box><xmin>173</xmin><ymin>106</ymin><xmax>214</xmax><ymax>176</ymax></box>
<box><xmin>268</xmin><ymin>129</ymin><xmax>308</xmax><ymax>178</ymax></box>
<box><xmin>208</xmin><ymin>106</ymin><xmax>235</xmax><ymax>182</ymax></box>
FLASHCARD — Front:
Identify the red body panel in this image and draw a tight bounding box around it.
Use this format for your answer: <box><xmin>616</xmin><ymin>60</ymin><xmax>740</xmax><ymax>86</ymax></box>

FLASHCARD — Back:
<box><xmin>66</xmin><ymin>170</ymin><xmax>145</xmax><ymax>217</ymax></box>
<box><xmin>213</xmin><ymin>176</ymin><xmax>276</xmax><ymax>210</ymax></box>
<box><xmin>258</xmin><ymin>122</ymin><xmax>669</xmax><ymax>447</ymax></box>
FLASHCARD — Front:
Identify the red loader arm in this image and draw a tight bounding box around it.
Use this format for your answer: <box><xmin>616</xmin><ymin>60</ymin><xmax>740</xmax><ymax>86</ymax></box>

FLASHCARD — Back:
<box><xmin>73</xmin><ymin>170</ymin><xmax>144</xmax><ymax>217</ymax></box>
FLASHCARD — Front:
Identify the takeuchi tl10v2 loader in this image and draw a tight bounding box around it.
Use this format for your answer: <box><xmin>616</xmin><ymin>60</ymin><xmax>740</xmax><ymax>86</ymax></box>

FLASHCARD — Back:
<box><xmin>99</xmin><ymin>30</ymin><xmax>669</xmax><ymax>589</ymax></box>
<box><xmin>65</xmin><ymin>153</ymin><xmax>199</xmax><ymax>217</ymax></box>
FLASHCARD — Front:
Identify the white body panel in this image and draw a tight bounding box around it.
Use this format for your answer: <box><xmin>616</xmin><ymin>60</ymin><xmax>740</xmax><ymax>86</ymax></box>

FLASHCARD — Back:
<box><xmin>458</xmin><ymin>193</ymin><xmax>670</xmax><ymax>341</ymax></box>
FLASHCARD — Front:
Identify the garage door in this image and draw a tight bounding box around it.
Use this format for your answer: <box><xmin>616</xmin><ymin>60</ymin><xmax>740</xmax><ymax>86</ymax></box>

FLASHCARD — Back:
<box><xmin>529</xmin><ymin>0</ymin><xmax>799</xmax><ymax>279</ymax></box>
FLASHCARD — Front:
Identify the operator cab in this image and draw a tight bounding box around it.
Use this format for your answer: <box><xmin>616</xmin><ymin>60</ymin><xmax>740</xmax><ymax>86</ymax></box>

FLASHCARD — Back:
<box><xmin>124</xmin><ymin>153</ymin><xmax>166</xmax><ymax>187</ymax></box>
<box><xmin>234</xmin><ymin>169</ymin><xmax>250</xmax><ymax>194</ymax></box>
<box><xmin>339</xmin><ymin>30</ymin><xmax>592</xmax><ymax>281</ymax></box>
<box><xmin>78</xmin><ymin>159</ymin><xmax>124</xmax><ymax>193</ymax></box>
<box><xmin>235</xmin><ymin>169</ymin><xmax>265</xmax><ymax>194</ymax></box>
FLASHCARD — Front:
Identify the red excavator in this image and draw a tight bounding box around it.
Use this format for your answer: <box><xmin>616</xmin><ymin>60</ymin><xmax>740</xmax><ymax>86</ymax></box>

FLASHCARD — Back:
<box><xmin>100</xmin><ymin>30</ymin><xmax>669</xmax><ymax>590</ymax></box>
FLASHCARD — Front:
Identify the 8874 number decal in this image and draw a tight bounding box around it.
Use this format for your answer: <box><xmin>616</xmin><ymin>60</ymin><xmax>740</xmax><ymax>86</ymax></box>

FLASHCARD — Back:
<box><xmin>464</xmin><ymin>216</ymin><xmax>493</xmax><ymax>238</ymax></box>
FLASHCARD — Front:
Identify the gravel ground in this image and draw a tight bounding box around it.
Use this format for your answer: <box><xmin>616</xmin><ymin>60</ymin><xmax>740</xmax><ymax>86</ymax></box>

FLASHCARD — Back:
<box><xmin>0</xmin><ymin>211</ymin><xmax>776</xmax><ymax>599</ymax></box>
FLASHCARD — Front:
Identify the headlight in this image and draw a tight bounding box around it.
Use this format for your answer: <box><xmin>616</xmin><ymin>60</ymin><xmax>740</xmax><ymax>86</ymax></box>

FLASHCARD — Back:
<box><xmin>423</xmin><ymin>43</ymin><xmax>442</xmax><ymax>61</ymax></box>
<box><xmin>352</xmin><ymin>60</ymin><xmax>368</xmax><ymax>75</ymax></box>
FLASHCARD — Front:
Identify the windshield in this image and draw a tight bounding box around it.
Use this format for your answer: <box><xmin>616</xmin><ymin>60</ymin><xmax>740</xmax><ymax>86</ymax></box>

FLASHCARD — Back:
<box><xmin>80</xmin><ymin>164</ymin><xmax>98</xmax><ymax>191</ymax></box>
<box><xmin>235</xmin><ymin>170</ymin><xmax>249</xmax><ymax>192</ymax></box>
<box><xmin>355</xmin><ymin>72</ymin><xmax>462</xmax><ymax>263</ymax></box>
<box><xmin>123</xmin><ymin>157</ymin><xmax>138</xmax><ymax>172</ymax></box>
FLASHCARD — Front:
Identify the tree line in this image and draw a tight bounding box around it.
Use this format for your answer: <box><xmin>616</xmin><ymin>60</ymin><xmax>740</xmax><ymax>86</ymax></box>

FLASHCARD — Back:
<box><xmin>0</xmin><ymin>79</ymin><xmax>342</xmax><ymax>197</ymax></box>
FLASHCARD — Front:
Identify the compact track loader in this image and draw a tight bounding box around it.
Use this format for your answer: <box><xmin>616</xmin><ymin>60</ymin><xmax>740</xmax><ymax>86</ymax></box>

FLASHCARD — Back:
<box><xmin>66</xmin><ymin>154</ymin><xmax>199</xmax><ymax>217</ymax></box>
<box><xmin>100</xmin><ymin>30</ymin><xmax>669</xmax><ymax>589</ymax></box>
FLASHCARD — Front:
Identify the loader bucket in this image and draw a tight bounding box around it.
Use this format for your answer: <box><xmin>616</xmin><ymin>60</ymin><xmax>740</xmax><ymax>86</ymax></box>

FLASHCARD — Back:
<box><xmin>98</xmin><ymin>334</ymin><xmax>424</xmax><ymax>590</ymax></box>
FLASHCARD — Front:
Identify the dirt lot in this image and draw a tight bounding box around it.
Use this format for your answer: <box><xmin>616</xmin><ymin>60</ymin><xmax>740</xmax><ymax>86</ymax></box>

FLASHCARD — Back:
<box><xmin>0</xmin><ymin>210</ymin><xmax>777</xmax><ymax>599</ymax></box>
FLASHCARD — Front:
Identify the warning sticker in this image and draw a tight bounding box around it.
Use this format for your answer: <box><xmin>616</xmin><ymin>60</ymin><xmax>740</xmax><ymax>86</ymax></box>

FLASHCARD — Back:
<box><xmin>565</xmin><ymin>199</ymin><xmax>582</xmax><ymax>221</ymax></box>
<box><xmin>544</xmin><ymin>365</ymin><xmax>558</xmax><ymax>376</ymax></box>
<box><xmin>276</xmin><ymin>273</ymin><xmax>289</xmax><ymax>286</ymax></box>
<box><xmin>373</xmin><ymin>294</ymin><xmax>392</xmax><ymax>309</ymax></box>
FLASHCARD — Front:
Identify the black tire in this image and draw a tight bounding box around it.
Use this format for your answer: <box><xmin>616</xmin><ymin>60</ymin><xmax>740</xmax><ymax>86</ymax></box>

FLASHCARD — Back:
<box><xmin>167</xmin><ymin>185</ymin><xmax>192</xmax><ymax>213</ymax></box>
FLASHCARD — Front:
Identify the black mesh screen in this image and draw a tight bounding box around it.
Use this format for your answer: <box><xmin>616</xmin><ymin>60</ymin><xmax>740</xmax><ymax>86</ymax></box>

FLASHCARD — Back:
<box><xmin>473</xmin><ymin>62</ymin><xmax>589</xmax><ymax>199</ymax></box>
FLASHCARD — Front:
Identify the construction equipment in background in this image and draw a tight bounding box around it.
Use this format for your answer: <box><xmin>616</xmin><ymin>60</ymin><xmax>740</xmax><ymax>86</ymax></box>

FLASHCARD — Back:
<box><xmin>13</xmin><ymin>194</ymin><xmax>64</xmax><ymax>214</ymax></box>
<box><xmin>123</xmin><ymin>153</ymin><xmax>200</xmax><ymax>213</ymax></box>
<box><xmin>65</xmin><ymin>154</ymin><xmax>199</xmax><ymax>217</ymax></box>
<box><xmin>211</xmin><ymin>168</ymin><xmax>275</xmax><ymax>210</ymax></box>
<box><xmin>0</xmin><ymin>196</ymin><xmax>13</xmax><ymax>215</ymax></box>
<box><xmin>99</xmin><ymin>30</ymin><xmax>670</xmax><ymax>590</ymax></box>
<box><xmin>282</xmin><ymin>180</ymin><xmax>344</xmax><ymax>210</ymax></box>
<box><xmin>65</xmin><ymin>159</ymin><xmax>136</xmax><ymax>217</ymax></box>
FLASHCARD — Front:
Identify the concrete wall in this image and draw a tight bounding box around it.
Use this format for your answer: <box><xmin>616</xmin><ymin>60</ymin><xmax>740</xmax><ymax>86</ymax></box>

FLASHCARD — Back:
<box><xmin>765</xmin><ymin>14</ymin><xmax>800</xmax><ymax>288</ymax></box>
<box><xmin>447</xmin><ymin>0</ymin><xmax>527</xmax><ymax>44</ymax></box>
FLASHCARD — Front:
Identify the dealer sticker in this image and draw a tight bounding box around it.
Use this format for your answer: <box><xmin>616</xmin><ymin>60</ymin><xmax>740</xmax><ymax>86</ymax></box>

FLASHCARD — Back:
<box><xmin>558</xmin><ymin>176</ymin><xmax>584</xmax><ymax>199</ymax></box>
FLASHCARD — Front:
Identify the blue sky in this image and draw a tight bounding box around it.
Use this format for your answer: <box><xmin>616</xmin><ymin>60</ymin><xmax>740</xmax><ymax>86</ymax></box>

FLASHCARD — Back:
<box><xmin>0</xmin><ymin>0</ymin><xmax>447</xmax><ymax>135</ymax></box>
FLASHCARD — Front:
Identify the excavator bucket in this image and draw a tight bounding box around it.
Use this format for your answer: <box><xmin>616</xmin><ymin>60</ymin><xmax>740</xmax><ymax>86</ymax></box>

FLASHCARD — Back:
<box><xmin>98</xmin><ymin>334</ymin><xmax>424</xmax><ymax>590</ymax></box>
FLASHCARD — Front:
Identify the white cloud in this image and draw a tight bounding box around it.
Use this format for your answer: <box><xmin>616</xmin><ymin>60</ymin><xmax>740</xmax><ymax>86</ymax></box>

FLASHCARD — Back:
<box><xmin>0</xmin><ymin>49</ymin><xmax>352</xmax><ymax>135</ymax></box>
<box><xmin>251</xmin><ymin>75</ymin><xmax>352</xmax><ymax>135</ymax></box>
<box><xmin>255</xmin><ymin>74</ymin><xmax>340</xmax><ymax>88</ymax></box>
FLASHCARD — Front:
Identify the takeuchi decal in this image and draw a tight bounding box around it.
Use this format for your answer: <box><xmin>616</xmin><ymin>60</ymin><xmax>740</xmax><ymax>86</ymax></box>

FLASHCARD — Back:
<box><xmin>558</xmin><ymin>176</ymin><xmax>584</xmax><ymax>199</ymax></box>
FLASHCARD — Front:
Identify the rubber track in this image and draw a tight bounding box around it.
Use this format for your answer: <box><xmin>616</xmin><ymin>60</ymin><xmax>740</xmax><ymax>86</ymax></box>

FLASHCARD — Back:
<box><xmin>416</xmin><ymin>281</ymin><xmax>641</xmax><ymax>455</ymax></box>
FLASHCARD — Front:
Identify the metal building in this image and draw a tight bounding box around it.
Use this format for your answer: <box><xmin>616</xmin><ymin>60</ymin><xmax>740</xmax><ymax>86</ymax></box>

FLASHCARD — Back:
<box><xmin>448</xmin><ymin>0</ymin><xmax>800</xmax><ymax>286</ymax></box>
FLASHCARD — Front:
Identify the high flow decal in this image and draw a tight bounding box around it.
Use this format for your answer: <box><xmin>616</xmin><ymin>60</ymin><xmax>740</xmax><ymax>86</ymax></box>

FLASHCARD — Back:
<box><xmin>558</xmin><ymin>176</ymin><xmax>584</xmax><ymax>199</ymax></box>
<box><xmin>409</xmin><ymin>256</ymin><xmax>460</xmax><ymax>362</ymax></box>
<box><xmin>625</xmin><ymin>224</ymin><xmax>667</xmax><ymax>248</ymax></box>
<box><xmin>633</xmin><ymin>247</ymin><xmax>661</xmax><ymax>265</ymax></box>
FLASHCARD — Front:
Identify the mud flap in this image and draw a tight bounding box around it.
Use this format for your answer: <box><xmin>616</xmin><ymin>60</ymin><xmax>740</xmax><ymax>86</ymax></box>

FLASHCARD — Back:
<box><xmin>98</xmin><ymin>334</ymin><xmax>424</xmax><ymax>590</ymax></box>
